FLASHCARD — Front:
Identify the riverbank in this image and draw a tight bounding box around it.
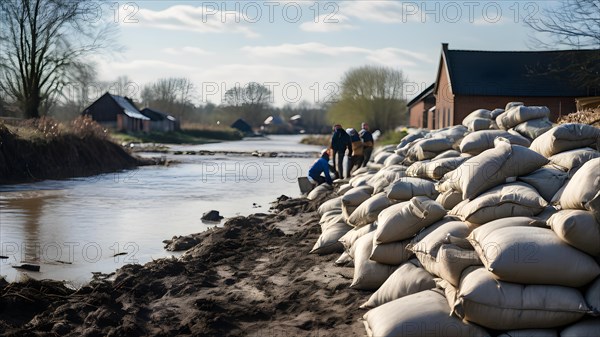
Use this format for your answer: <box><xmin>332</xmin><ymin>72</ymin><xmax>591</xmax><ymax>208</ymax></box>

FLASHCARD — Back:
<box><xmin>0</xmin><ymin>118</ymin><xmax>153</xmax><ymax>185</ymax></box>
<box><xmin>0</xmin><ymin>194</ymin><xmax>368</xmax><ymax>336</ymax></box>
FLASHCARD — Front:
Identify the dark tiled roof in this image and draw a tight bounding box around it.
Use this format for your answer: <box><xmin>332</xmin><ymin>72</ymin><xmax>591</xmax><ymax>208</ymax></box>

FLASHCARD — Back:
<box><xmin>407</xmin><ymin>83</ymin><xmax>435</xmax><ymax>107</ymax></box>
<box><xmin>445</xmin><ymin>49</ymin><xmax>599</xmax><ymax>97</ymax></box>
<box><xmin>140</xmin><ymin>108</ymin><xmax>176</xmax><ymax>122</ymax></box>
<box><xmin>109</xmin><ymin>94</ymin><xmax>149</xmax><ymax>120</ymax></box>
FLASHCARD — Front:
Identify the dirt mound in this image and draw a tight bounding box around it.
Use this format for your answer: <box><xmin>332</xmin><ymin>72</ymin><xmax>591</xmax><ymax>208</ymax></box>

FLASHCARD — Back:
<box><xmin>0</xmin><ymin>123</ymin><xmax>146</xmax><ymax>184</ymax></box>
<box><xmin>0</xmin><ymin>197</ymin><xmax>368</xmax><ymax>336</ymax></box>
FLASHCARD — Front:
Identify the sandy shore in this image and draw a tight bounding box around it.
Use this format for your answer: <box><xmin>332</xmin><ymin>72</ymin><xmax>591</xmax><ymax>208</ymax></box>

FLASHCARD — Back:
<box><xmin>0</xmin><ymin>194</ymin><xmax>368</xmax><ymax>336</ymax></box>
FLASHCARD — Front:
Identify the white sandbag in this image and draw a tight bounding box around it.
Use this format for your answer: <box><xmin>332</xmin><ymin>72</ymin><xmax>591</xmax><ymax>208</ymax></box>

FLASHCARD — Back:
<box><xmin>491</xmin><ymin>108</ymin><xmax>505</xmax><ymax>119</ymax></box>
<box><xmin>385</xmin><ymin>177</ymin><xmax>438</xmax><ymax>200</ymax></box>
<box><xmin>549</xmin><ymin>147</ymin><xmax>600</xmax><ymax>174</ymax></box>
<box><xmin>462</xmin><ymin>108</ymin><xmax>492</xmax><ymax>127</ymax></box>
<box><xmin>450</xmin><ymin>183</ymin><xmax>547</xmax><ymax>225</ymax></box>
<box><xmin>416</xmin><ymin>244</ymin><xmax>481</xmax><ymax>287</ymax></box>
<box><xmin>347</xmin><ymin>192</ymin><xmax>394</xmax><ymax>228</ymax></box>
<box><xmin>506</xmin><ymin>101</ymin><xmax>524</xmax><ymax>110</ymax></box>
<box><xmin>559</xmin><ymin>158</ymin><xmax>600</xmax><ymax>217</ymax></box>
<box><xmin>319</xmin><ymin>212</ymin><xmax>344</xmax><ymax>231</ymax></box>
<box><xmin>423</xmin><ymin>156</ymin><xmax>468</xmax><ymax>180</ymax></box>
<box><xmin>547</xmin><ymin>210</ymin><xmax>600</xmax><ymax>257</ymax></box>
<box><xmin>310</xmin><ymin>222</ymin><xmax>353</xmax><ymax>254</ymax></box>
<box><xmin>433</xmin><ymin>149</ymin><xmax>462</xmax><ymax>159</ymax></box>
<box><xmin>457</xmin><ymin>139</ymin><xmax>549</xmax><ymax>200</ymax></box>
<box><xmin>497</xmin><ymin>330</ymin><xmax>558</xmax><ymax>337</ymax></box>
<box><xmin>360</xmin><ymin>260</ymin><xmax>435</xmax><ymax>309</ymax></box>
<box><xmin>518</xmin><ymin>167</ymin><xmax>569</xmax><ymax>202</ymax></box>
<box><xmin>497</xmin><ymin>106</ymin><xmax>550</xmax><ymax>130</ymax></box>
<box><xmin>459</xmin><ymin>130</ymin><xmax>531</xmax><ymax>155</ymax></box>
<box><xmin>349</xmin><ymin>172</ymin><xmax>374</xmax><ymax>187</ymax></box>
<box><xmin>405</xmin><ymin>160</ymin><xmax>428</xmax><ymax>178</ymax></box>
<box><xmin>530</xmin><ymin>123</ymin><xmax>600</xmax><ymax>158</ymax></box>
<box><xmin>337</xmin><ymin>183</ymin><xmax>353</xmax><ymax>195</ymax></box>
<box><xmin>513</xmin><ymin>117</ymin><xmax>553</xmax><ymax>139</ymax></box>
<box><xmin>585</xmin><ymin>277</ymin><xmax>600</xmax><ymax>313</ymax></box>
<box><xmin>339</xmin><ymin>222</ymin><xmax>376</xmax><ymax>258</ymax></box>
<box><xmin>342</xmin><ymin>186</ymin><xmax>374</xmax><ymax>206</ymax></box>
<box><xmin>370</xmin><ymin>238</ymin><xmax>413</xmax><ymax>265</ymax></box>
<box><xmin>351</xmin><ymin>231</ymin><xmax>397</xmax><ymax>290</ymax></box>
<box><xmin>408</xmin><ymin>220</ymin><xmax>479</xmax><ymax>286</ymax></box>
<box><xmin>436</xmin><ymin>189</ymin><xmax>463</xmax><ymax>210</ymax></box>
<box><xmin>373</xmin><ymin>151</ymin><xmax>393</xmax><ymax>165</ymax></box>
<box><xmin>469</xmin><ymin>222</ymin><xmax>600</xmax><ymax>287</ymax></box>
<box><xmin>454</xmin><ymin>267</ymin><xmax>589</xmax><ymax>330</ymax></box>
<box><xmin>468</xmin><ymin>118</ymin><xmax>495</xmax><ymax>132</ymax></box>
<box><xmin>334</xmin><ymin>251</ymin><xmax>352</xmax><ymax>266</ymax></box>
<box><xmin>408</xmin><ymin>138</ymin><xmax>455</xmax><ymax>161</ymax></box>
<box><xmin>363</xmin><ymin>289</ymin><xmax>490</xmax><ymax>337</ymax></box>
<box><xmin>375</xmin><ymin>197</ymin><xmax>447</xmax><ymax>244</ymax></box>
<box><xmin>306</xmin><ymin>183</ymin><xmax>332</xmax><ymax>200</ymax></box>
<box><xmin>383</xmin><ymin>153</ymin><xmax>404</xmax><ymax>167</ymax></box>
<box><xmin>318</xmin><ymin>196</ymin><xmax>342</xmax><ymax>215</ymax></box>
<box><xmin>560</xmin><ymin>318</ymin><xmax>600</xmax><ymax>337</ymax></box>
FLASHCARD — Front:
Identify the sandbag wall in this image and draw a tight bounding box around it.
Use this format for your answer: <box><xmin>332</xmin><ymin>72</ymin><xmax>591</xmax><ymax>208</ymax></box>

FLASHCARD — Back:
<box><xmin>308</xmin><ymin>102</ymin><xmax>600</xmax><ymax>337</ymax></box>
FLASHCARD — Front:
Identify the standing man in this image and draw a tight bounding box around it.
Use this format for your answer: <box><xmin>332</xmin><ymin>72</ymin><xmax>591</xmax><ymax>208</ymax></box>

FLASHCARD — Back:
<box><xmin>330</xmin><ymin>124</ymin><xmax>352</xmax><ymax>179</ymax></box>
<box><xmin>359</xmin><ymin>122</ymin><xmax>374</xmax><ymax>167</ymax></box>
<box><xmin>347</xmin><ymin>128</ymin><xmax>363</xmax><ymax>175</ymax></box>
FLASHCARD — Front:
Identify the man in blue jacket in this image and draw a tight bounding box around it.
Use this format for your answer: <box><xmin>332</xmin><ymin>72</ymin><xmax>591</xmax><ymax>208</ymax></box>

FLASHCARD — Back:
<box><xmin>308</xmin><ymin>149</ymin><xmax>333</xmax><ymax>186</ymax></box>
<box><xmin>330</xmin><ymin>124</ymin><xmax>352</xmax><ymax>179</ymax></box>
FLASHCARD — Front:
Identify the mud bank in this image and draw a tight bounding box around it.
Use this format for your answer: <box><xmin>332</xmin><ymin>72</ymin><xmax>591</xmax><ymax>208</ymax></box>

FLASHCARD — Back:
<box><xmin>0</xmin><ymin>194</ymin><xmax>368</xmax><ymax>336</ymax></box>
<box><xmin>0</xmin><ymin>124</ymin><xmax>152</xmax><ymax>184</ymax></box>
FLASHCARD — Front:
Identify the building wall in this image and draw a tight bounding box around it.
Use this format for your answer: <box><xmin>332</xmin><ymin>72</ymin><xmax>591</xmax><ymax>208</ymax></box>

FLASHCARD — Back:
<box><xmin>409</xmin><ymin>101</ymin><xmax>425</xmax><ymax>128</ymax></box>
<box><xmin>434</xmin><ymin>59</ymin><xmax>454</xmax><ymax>129</ymax></box>
<box><xmin>453</xmin><ymin>95</ymin><xmax>578</xmax><ymax>124</ymax></box>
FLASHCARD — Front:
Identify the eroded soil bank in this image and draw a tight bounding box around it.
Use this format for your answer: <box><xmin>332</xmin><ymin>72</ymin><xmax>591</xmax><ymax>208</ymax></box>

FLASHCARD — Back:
<box><xmin>0</xmin><ymin>194</ymin><xmax>368</xmax><ymax>337</ymax></box>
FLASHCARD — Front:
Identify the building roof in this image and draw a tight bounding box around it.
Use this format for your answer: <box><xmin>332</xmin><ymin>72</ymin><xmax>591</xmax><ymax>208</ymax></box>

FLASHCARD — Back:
<box><xmin>140</xmin><ymin>107</ymin><xmax>176</xmax><ymax>122</ymax></box>
<box><xmin>230</xmin><ymin>118</ymin><xmax>253</xmax><ymax>133</ymax></box>
<box><xmin>110</xmin><ymin>94</ymin><xmax>149</xmax><ymax>120</ymax></box>
<box><xmin>437</xmin><ymin>44</ymin><xmax>599</xmax><ymax>97</ymax></box>
<box><xmin>407</xmin><ymin>83</ymin><xmax>435</xmax><ymax>107</ymax></box>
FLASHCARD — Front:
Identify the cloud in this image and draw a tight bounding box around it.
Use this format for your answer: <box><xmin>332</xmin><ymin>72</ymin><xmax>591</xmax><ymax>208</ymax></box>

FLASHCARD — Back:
<box><xmin>162</xmin><ymin>47</ymin><xmax>212</xmax><ymax>56</ymax></box>
<box><xmin>300</xmin><ymin>14</ymin><xmax>355</xmax><ymax>32</ymax></box>
<box><xmin>339</xmin><ymin>1</ymin><xmax>411</xmax><ymax>23</ymax></box>
<box><xmin>133</xmin><ymin>5</ymin><xmax>260</xmax><ymax>38</ymax></box>
<box><xmin>241</xmin><ymin>43</ymin><xmax>433</xmax><ymax>67</ymax></box>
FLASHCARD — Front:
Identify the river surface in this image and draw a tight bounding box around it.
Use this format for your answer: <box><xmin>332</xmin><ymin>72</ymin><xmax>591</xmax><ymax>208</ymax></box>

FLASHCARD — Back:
<box><xmin>0</xmin><ymin>135</ymin><xmax>322</xmax><ymax>285</ymax></box>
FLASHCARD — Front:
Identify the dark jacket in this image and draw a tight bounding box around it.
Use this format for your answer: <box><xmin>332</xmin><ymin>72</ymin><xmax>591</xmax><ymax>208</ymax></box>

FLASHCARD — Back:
<box><xmin>308</xmin><ymin>157</ymin><xmax>333</xmax><ymax>185</ymax></box>
<box><xmin>359</xmin><ymin>129</ymin><xmax>374</xmax><ymax>147</ymax></box>
<box><xmin>331</xmin><ymin>128</ymin><xmax>352</xmax><ymax>154</ymax></box>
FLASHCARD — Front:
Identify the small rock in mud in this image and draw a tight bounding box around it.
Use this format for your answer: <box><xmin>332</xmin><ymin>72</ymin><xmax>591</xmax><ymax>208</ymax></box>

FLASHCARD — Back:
<box><xmin>201</xmin><ymin>210</ymin><xmax>224</xmax><ymax>222</ymax></box>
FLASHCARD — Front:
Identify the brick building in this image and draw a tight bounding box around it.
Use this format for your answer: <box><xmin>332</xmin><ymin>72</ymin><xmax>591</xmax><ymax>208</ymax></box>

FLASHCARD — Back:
<box><xmin>407</xmin><ymin>83</ymin><xmax>434</xmax><ymax>128</ymax></box>
<box><xmin>416</xmin><ymin>43</ymin><xmax>598</xmax><ymax>129</ymax></box>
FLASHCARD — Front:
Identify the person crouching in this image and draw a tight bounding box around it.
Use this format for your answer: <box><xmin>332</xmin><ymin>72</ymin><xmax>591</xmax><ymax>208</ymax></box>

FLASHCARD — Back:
<box><xmin>308</xmin><ymin>149</ymin><xmax>333</xmax><ymax>186</ymax></box>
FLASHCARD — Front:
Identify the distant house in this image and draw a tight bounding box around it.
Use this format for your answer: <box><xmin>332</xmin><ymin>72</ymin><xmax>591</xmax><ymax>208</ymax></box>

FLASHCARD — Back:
<box><xmin>82</xmin><ymin>92</ymin><xmax>150</xmax><ymax>132</ymax></box>
<box><xmin>230</xmin><ymin>118</ymin><xmax>253</xmax><ymax>134</ymax></box>
<box><xmin>429</xmin><ymin>43</ymin><xmax>599</xmax><ymax>129</ymax></box>
<box><xmin>140</xmin><ymin>108</ymin><xmax>179</xmax><ymax>132</ymax></box>
<box><xmin>407</xmin><ymin>83</ymin><xmax>435</xmax><ymax>128</ymax></box>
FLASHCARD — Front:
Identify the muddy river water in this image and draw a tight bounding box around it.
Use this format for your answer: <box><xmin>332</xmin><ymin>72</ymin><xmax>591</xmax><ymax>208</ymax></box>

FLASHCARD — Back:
<box><xmin>0</xmin><ymin>135</ymin><xmax>322</xmax><ymax>285</ymax></box>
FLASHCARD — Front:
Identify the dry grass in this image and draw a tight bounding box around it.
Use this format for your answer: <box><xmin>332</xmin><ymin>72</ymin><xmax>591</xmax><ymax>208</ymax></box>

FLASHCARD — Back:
<box><xmin>558</xmin><ymin>108</ymin><xmax>600</xmax><ymax>127</ymax></box>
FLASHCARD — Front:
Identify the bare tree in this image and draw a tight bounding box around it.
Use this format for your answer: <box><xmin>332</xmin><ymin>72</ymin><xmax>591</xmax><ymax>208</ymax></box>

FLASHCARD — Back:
<box><xmin>141</xmin><ymin>77</ymin><xmax>197</xmax><ymax>122</ymax></box>
<box><xmin>328</xmin><ymin>65</ymin><xmax>408</xmax><ymax>131</ymax></box>
<box><xmin>0</xmin><ymin>0</ymin><xmax>117</xmax><ymax>118</ymax></box>
<box><xmin>222</xmin><ymin>82</ymin><xmax>272</xmax><ymax>126</ymax></box>
<box><xmin>527</xmin><ymin>0</ymin><xmax>600</xmax><ymax>89</ymax></box>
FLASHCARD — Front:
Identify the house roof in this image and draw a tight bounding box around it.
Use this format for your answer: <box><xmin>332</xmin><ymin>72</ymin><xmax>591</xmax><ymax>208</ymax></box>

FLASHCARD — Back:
<box><xmin>438</xmin><ymin>44</ymin><xmax>599</xmax><ymax>97</ymax></box>
<box><xmin>140</xmin><ymin>108</ymin><xmax>176</xmax><ymax>122</ymax></box>
<box><xmin>110</xmin><ymin>94</ymin><xmax>149</xmax><ymax>120</ymax></box>
<box><xmin>231</xmin><ymin>118</ymin><xmax>253</xmax><ymax>132</ymax></box>
<box><xmin>407</xmin><ymin>83</ymin><xmax>435</xmax><ymax>107</ymax></box>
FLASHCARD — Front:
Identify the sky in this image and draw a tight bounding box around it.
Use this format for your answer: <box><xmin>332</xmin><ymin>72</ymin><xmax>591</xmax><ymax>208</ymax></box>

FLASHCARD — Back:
<box><xmin>88</xmin><ymin>0</ymin><xmax>561</xmax><ymax>107</ymax></box>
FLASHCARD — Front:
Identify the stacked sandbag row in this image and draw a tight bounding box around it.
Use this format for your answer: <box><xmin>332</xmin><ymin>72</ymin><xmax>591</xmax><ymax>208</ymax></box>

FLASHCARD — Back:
<box><xmin>305</xmin><ymin>107</ymin><xmax>600</xmax><ymax>336</ymax></box>
<box><xmin>496</xmin><ymin>102</ymin><xmax>554</xmax><ymax>140</ymax></box>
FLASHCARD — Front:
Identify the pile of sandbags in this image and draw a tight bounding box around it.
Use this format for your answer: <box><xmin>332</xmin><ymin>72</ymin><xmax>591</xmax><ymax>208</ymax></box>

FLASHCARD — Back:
<box><xmin>304</xmin><ymin>106</ymin><xmax>600</xmax><ymax>336</ymax></box>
